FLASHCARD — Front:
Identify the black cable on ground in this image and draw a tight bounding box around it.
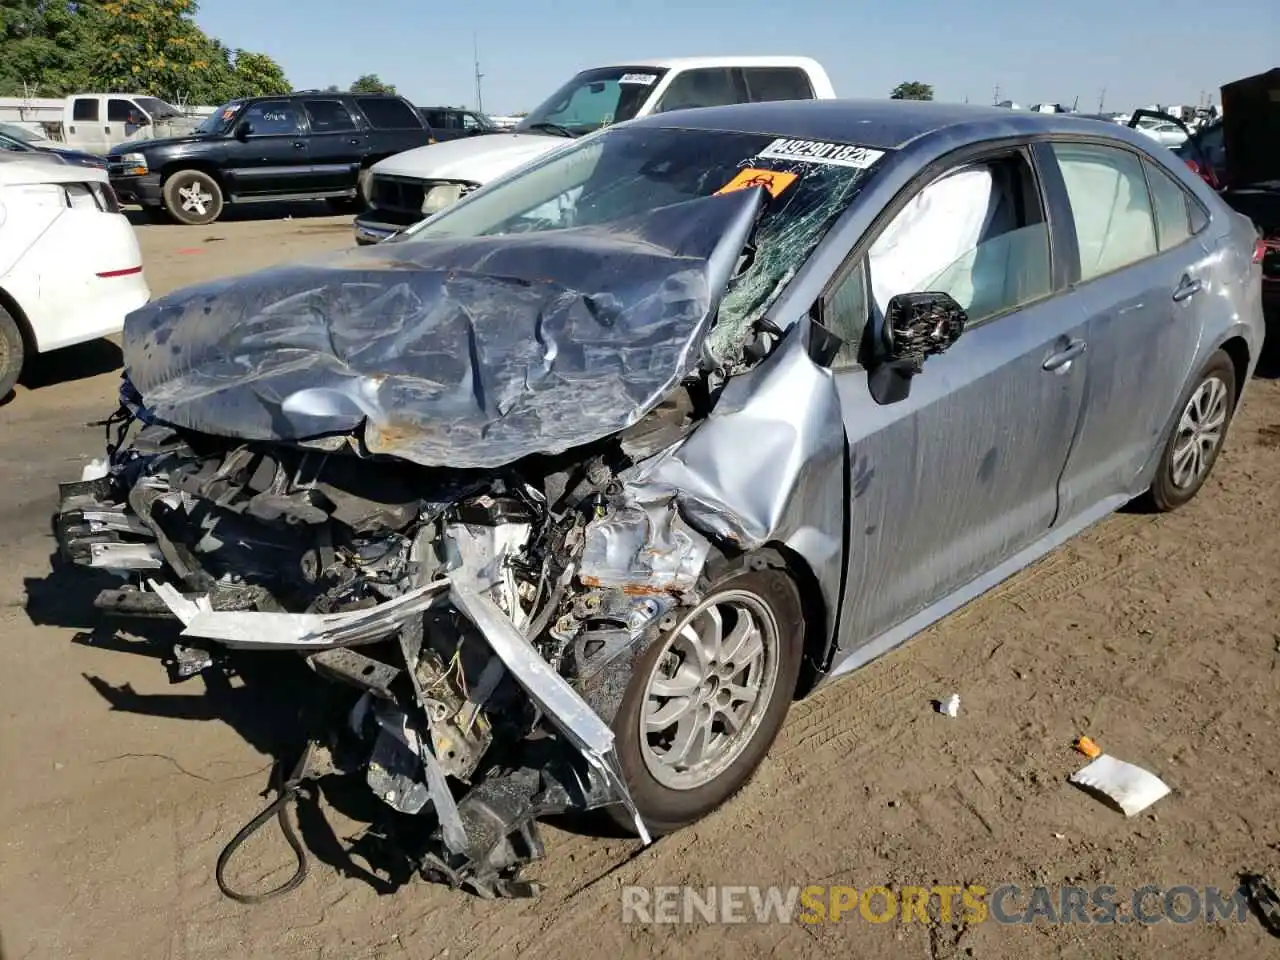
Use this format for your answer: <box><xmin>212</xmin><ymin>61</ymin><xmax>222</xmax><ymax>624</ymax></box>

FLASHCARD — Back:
<box><xmin>215</xmin><ymin>746</ymin><xmax>314</xmax><ymax>905</ymax></box>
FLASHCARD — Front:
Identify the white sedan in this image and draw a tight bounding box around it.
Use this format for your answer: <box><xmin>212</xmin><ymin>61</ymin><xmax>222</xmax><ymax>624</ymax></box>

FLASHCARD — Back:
<box><xmin>0</xmin><ymin>155</ymin><xmax>149</xmax><ymax>398</ymax></box>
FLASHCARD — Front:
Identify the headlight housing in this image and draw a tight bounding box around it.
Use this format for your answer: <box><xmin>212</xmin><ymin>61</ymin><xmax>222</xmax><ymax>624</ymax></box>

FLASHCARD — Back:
<box><xmin>421</xmin><ymin>182</ymin><xmax>465</xmax><ymax>215</ymax></box>
<box><xmin>118</xmin><ymin>152</ymin><xmax>148</xmax><ymax>175</ymax></box>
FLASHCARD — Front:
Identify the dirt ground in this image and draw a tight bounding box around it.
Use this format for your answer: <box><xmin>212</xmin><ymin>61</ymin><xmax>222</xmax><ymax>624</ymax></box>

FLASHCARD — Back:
<box><xmin>1</xmin><ymin>206</ymin><xmax>1278</xmax><ymax>960</ymax></box>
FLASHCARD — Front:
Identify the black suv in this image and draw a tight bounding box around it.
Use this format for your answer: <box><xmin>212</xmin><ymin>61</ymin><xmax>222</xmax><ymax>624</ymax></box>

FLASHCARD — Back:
<box><xmin>417</xmin><ymin>107</ymin><xmax>496</xmax><ymax>140</ymax></box>
<box><xmin>108</xmin><ymin>92</ymin><xmax>436</xmax><ymax>225</ymax></box>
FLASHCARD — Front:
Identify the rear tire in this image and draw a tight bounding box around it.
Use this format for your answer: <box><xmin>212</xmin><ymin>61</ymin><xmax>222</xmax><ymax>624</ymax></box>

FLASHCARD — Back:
<box><xmin>608</xmin><ymin>553</ymin><xmax>804</xmax><ymax>836</ymax></box>
<box><xmin>0</xmin><ymin>305</ymin><xmax>26</xmax><ymax>400</ymax></box>
<box><xmin>162</xmin><ymin>170</ymin><xmax>224</xmax><ymax>225</ymax></box>
<box><xmin>1146</xmin><ymin>349</ymin><xmax>1237</xmax><ymax>511</ymax></box>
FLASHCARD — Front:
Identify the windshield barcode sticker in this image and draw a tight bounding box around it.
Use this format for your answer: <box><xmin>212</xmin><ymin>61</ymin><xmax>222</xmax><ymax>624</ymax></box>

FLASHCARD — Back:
<box><xmin>619</xmin><ymin>73</ymin><xmax>658</xmax><ymax>86</ymax></box>
<box><xmin>755</xmin><ymin>138</ymin><xmax>885</xmax><ymax>169</ymax></box>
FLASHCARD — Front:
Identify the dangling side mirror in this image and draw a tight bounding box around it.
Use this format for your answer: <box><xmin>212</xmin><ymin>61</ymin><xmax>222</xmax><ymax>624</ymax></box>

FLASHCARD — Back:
<box><xmin>868</xmin><ymin>291</ymin><xmax>967</xmax><ymax>405</ymax></box>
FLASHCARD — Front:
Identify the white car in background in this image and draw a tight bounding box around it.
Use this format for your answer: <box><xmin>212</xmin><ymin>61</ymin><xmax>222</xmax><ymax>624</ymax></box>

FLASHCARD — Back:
<box><xmin>0</xmin><ymin>155</ymin><xmax>149</xmax><ymax>398</ymax></box>
<box><xmin>1132</xmin><ymin>116</ymin><xmax>1188</xmax><ymax>148</ymax></box>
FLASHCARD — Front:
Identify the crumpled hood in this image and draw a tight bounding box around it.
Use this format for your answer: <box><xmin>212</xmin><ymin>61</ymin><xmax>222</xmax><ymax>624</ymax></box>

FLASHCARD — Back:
<box><xmin>371</xmin><ymin>132</ymin><xmax>570</xmax><ymax>183</ymax></box>
<box><xmin>123</xmin><ymin>189</ymin><xmax>764</xmax><ymax>469</ymax></box>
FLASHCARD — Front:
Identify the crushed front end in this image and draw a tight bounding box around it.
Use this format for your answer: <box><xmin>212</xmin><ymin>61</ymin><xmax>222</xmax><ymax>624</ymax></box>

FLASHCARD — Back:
<box><xmin>54</xmin><ymin>397</ymin><xmax>730</xmax><ymax>895</ymax></box>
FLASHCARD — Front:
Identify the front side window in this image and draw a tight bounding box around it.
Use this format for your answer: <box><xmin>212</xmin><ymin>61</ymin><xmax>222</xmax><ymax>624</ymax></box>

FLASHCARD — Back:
<box><xmin>1051</xmin><ymin>142</ymin><xmax>1158</xmax><ymax>282</ymax></box>
<box><xmin>241</xmin><ymin>100</ymin><xmax>303</xmax><ymax>137</ymax></box>
<box><xmin>517</xmin><ymin>67</ymin><xmax>669</xmax><ymax>136</ymax></box>
<box><xmin>107</xmin><ymin>99</ymin><xmax>137</xmax><ymax>122</ymax></box>
<box><xmin>654</xmin><ymin>68</ymin><xmax>741</xmax><ymax>113</ymax></box>
<box><xmin>864</xmin><ymin>156</ymin><xmax>1053</xmax><ymax>328</ymax></box>
<box><xmin>303</xmin><ymin>99</ymin><xmax>357</xmax><ymax>133</ymax></box>
<box><xmin>401</xmin><ymin>126</ymin><xmax>886</xmax><ymax>351</ymax></box>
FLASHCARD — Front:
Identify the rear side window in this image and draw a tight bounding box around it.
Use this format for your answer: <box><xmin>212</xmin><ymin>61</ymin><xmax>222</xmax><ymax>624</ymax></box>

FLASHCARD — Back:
<box><xmin>1143</xmin><ymin>160</ymin><xmax>1196</xmax><ymax>250</ymax></box>
<box><xmin>357</xmin><ymin>97</ymin><xmax>423</xmax><ymax>130</ymax></box>
<box><xmin>107</xmin><ymin>99</ymin><xmax>136</xmax><ymax>122</ymax></box>
<box><xmin>72</xmin><ymin>98</ymin><xmax>99</xmax><ymax>122</ymax></box>
<box><xmin>1051</xmin><ymin>143</ymin><xmax>1157</xmax><ymax>282</ymax></box>
<box><xmin>742</xmin><ymin>67</ymin><xmax>814</xmax><ymax>102</ymax></box>
<box><xmin>303</xmin><ymin>99</ymin><xmax>357</xmax><ymax>133</ymax></box>
<box><xmin>655</xmin><ymin>68</ymin><xmax>742</xmax><ymax>112</ymax></box>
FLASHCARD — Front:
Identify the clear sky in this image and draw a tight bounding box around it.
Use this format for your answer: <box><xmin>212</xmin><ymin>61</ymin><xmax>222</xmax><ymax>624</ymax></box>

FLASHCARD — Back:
<box><xmin>196</xmin><ymin>0</ymin><xmax>1277</xmax><ymax>115</ymax></box>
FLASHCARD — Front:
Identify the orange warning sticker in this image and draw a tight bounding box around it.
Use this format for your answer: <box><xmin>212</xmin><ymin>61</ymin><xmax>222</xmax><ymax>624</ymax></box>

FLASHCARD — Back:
<box><xmin>715</xmin><ymin>168</ymin><xmax>797</xmax><ymax>199</ymax></box>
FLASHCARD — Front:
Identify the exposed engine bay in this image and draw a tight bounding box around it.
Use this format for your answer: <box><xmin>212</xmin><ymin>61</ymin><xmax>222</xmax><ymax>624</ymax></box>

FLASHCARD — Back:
<box><xmin>56</xmin><ymin>389</ymin><xmax>724</xmax><ymax>895</ymax></box>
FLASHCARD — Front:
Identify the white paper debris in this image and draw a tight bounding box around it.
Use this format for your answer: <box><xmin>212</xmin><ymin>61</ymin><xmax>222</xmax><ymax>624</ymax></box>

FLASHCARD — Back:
<box><xmin>938</xmin><ymin>694</ymin><xmax>960</xmax><ymax>718</ymax></box>
<box><xmin>1069</xmin><ymin>755</ymin><xmax>1171</xmax><ymax>817</ymax></box>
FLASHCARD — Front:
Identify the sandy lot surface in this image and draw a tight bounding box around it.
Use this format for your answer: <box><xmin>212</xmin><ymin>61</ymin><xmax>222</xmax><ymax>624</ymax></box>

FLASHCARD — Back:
<box><xmin>1</xmin><ymin>207</ymin><xmax>1278</xmax><ymax>960</ymax></box>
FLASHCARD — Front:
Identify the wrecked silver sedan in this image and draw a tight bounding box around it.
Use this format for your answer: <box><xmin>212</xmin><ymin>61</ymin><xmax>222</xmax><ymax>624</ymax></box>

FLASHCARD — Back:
<box><xmin>55</xmin><ymin>101</ymin><xmax>1267</xmax><ymax>897</ymax></box>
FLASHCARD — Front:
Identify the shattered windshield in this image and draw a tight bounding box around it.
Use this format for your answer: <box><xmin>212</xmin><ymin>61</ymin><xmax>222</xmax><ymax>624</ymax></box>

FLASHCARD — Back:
<box><xmin>515</xmin><ymin>67</ymin><xmax>669</xmax><ymax>137</ymax></box>
<box><xmin>399</xmin><ymin>125</ymin><xmax>886</xmax><ymax>360</ymax></box>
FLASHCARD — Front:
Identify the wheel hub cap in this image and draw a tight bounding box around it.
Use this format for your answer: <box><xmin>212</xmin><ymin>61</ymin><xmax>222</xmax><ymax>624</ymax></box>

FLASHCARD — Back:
<box><xmin>639</xmin><ymin>589</ymin><xmax>781</xmax><ymax>791</ymax></box>
<box><xmin>1171</xmin><ymin>375</ymin><xmax>1228</xmax><ymax>490</ymax></box>
<box><xmin>178</xmin><ymin>183</ymin><xmax>212</xmax><ymax>215</ymax></box>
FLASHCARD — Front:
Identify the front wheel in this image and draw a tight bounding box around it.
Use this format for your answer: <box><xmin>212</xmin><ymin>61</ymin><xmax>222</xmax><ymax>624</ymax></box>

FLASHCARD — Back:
<box><xmin>162</xmin><ymin>170</ymin><xmax>224</xmax><ymax>225</ymax></box>
<box><xmin>1146</xmin><ymin>349</ymin><xmax>1237</xmax><ymax>511</ymax></box>
<box><xmin>609</xmin><ymin>555</ymin><xmax>804</xmax><ymax>836</ymax></box>
<box><xmin>0</xmin><ymin>304</ymin><xmax>25</xmax><ymax>399</ymax></box>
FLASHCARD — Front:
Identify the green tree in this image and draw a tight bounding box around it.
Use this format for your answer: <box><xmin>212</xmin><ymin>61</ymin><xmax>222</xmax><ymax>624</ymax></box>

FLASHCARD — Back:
<box><xmin>890</xmin><ymin>81</ymin><xmax>934</xmax><ymax>101</ymax></box>
<box><xmin>0</xmin><ymin>0</ymin><xmax>94</xmax><ymax>96</ymax></box>
<box><xmin>0</xmin><ymin>0</ymin><xmax>290</xmax><ymax>103</ymax></box>
<box><xmin>227</xmin><ymin>49</ymin><xmax>289</xmax><ymax>98</ymax></box>
<box><xmin>350</xmin><ymin>73</ymin><xmax>395</xmax><ymax>95</ymax></box>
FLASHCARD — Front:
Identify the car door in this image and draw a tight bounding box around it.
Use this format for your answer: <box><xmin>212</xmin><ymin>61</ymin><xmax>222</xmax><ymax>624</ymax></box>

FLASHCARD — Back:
<box><xmin>821</xmin><ymin>146</ymin><xmax>1089</xmax><ymax>646</ymax></box>
<box><xmin>301</xmin><ymin>98</ymin><xmax>365</xmax><ymax>191</ymax></box>
<box><xmin>220</xmin><ymin>99</ymin><xmax>309</xmax><ymax>198</ymax></box>
<box><xmin>65</xmin><ymin>97</ymin><xmax>107</xmax><ymax>153</ymax></box>
<box><xmin>1046</xmin><ymin>141</ymin><xmax>1216</xmax><ymax>522</ymax></box>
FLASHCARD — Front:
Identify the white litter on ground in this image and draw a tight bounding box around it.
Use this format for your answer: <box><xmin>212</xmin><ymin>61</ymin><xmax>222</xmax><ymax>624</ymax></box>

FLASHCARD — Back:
<box><xmin>1069</xmin><ymin>755</ymin><xmax>1171</xmax><ymax>816</ymax></box>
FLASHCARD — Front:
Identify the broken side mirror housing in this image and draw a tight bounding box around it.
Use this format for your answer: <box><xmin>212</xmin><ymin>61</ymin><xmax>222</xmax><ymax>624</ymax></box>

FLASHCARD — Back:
<box><xmin>868</xmin><ymin>291</ymin><xmax>967</xmax><ymax>406</ymax></box>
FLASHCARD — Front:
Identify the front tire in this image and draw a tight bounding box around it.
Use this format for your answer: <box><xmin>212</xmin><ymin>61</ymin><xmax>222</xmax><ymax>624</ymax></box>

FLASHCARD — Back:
<box><xmin>1146</xmin><ymin>349</ymin><xmax>1237</xmax><ymax>511</ymax></box>
<box><xmin>162</xmin><ymin>170</ymin><xmax>224</xmax><ymax>225</ymax></box>
<box><xmin>0</xmin><ymin>305</ymin><xmax>25</xmax><ymax>399</ymax></box>
<box><xmin>609</xmin><ymin>554</ymin><xmax>804</xmax><ymax>836</ymax></box>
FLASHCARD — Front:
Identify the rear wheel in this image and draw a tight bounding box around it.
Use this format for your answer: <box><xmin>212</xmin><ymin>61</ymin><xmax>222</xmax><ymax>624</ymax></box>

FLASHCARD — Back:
<box><xmin>609</xmin><ymin>554</ymin><xmax>804</xmax><ymax>836</ymax></box>
<box><xmin>0</xmin><ymin>304</ymin><xmax>26</xmax><ymax>399</ymax></box>
<box><xmin>1146</xmin><ymin>350</ymin><xmax>1237</xmax><ymax>511</ymax></box>
<box><xmin>162</xmin><ymin>170</ymin><xmax>224</xmax><ymax>225</ymax></box>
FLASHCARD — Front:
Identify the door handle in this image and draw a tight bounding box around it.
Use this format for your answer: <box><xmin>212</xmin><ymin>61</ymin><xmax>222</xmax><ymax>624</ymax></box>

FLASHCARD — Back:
<box><xmin>292</xmin><ymin>141</ymin><xmax>306</xmax><ymax>150</ymax></box>
<box><xmin>1172</xmin><ymin>276</ymin><xmax>1203</xmax><ymax>302</ymax></box>
<box><xmin>348</xmin><ymin>137</ymin><xmax>361</xmax><ymax>145</ymax></box>
<box><xmin>1043</xmin><ymin>338</ymin><xmax>1087</xmax><ymax>373</ymax></box>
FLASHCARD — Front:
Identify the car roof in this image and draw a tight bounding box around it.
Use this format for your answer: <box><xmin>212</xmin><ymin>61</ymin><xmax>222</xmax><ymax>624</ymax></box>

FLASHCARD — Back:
<box><xmin>625</xmin><ymin>98</ymin><xmax>1164</xmax><ymax>152</ymax></box>
<box><xmin>587</xmin><ymin>55</ymin><xmax>824</xmax><ymax>71</ymax></box>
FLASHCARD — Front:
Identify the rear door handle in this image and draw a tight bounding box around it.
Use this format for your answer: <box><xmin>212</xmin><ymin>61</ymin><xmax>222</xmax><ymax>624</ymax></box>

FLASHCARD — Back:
<box><xmin>292</xmin><ymin>141</ymin><xmax>306</xmax><ymax>150</ymax></box>
<box><xmin>1172</xmin><ymin>276</ymin><xmax>1203</xmax><ymax>302</ymax></box>
<box><xmin>1043</xmin><ymin>339</ymin><xmax>1087</xmax><ymax>373</ymax></box>
<box><xmin>348</xmin><ymin>137</ymin><xmax>361</xmax><ymax>145</ymax></box>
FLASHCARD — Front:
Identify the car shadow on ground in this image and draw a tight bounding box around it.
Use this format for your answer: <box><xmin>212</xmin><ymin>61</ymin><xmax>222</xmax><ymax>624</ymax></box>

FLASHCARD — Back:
<box><xmin>124</xmin><ymin>201</ymin><xmax>354</xmax><ymax>227</ymax></box>
<box><xmin>10</xmin><ymin>339</ymin><xmax>122</xmax><ymax>397</ymax></box>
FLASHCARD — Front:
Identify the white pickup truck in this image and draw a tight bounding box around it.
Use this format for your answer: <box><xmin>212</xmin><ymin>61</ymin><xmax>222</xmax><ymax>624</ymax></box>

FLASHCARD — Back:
<box><xmin>19</xmin><ymin>94</ymin><xmax>200</xmax><ymax>154</ymax></box>
<box><xmin>353</xmin><ymin>56</ymin><xmax>836</xmax><ymax>244</ymax></box>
